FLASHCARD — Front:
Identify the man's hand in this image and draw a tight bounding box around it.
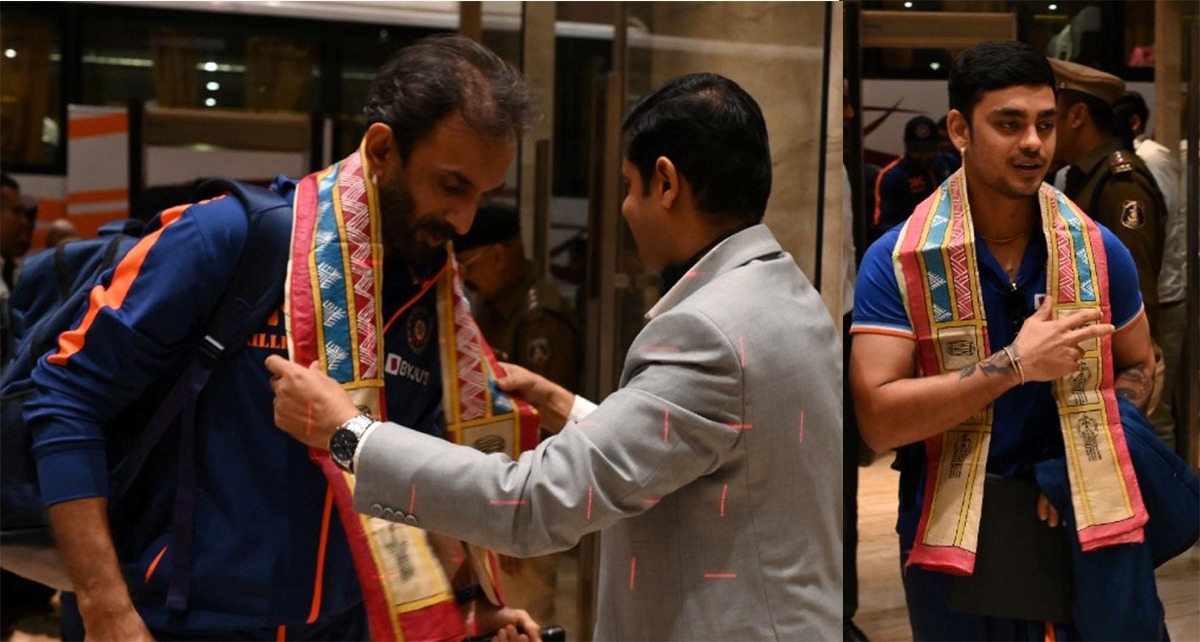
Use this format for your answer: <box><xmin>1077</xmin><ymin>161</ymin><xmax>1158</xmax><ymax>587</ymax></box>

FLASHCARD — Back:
<box><xmin>46</xmin><ymin>498</ymin><xmax>154</xmax><ymax>642</ymax></box>
<box><xmin>76</xmin><ymin>594</ymin><xmax>155</xmax><ymax>642</ymax></box>
<box><xmin>1037</xmin><ymin>492</ymin><xmax>1061</xmax><ymax>528</ymax></box>
<box><xmin>1012</xmin><ymin>301</ymin><xmax>1114</xmax><ymax>383</ymax></box>
<box><xmin>495</xmin><ymin>363</ymin><xmax>575</xmax><ymax>433</ymax></box>
<box><xmin>473</xmin><ymin>601</ymin><xmax>541</xmax><ymax>642</ymax></box>
<box><xmin>265</xmin><ymin>355</ymin><xmax>359</xmax><ymax>450</ymax></box>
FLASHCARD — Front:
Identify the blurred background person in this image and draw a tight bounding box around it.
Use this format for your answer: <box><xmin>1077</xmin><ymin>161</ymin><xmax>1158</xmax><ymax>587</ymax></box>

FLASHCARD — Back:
<box><xmin>872</xmin><ymin>115</ymin><xmax>955</xmax><ymax>237</ymax></box>
<box><xmin>1113</xmin><ymin>89</ymin><xmax>1185</xmax><ymax>453</ymax></box>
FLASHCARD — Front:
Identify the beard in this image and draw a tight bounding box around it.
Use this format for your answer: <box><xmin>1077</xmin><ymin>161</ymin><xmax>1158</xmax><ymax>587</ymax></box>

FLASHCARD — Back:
<box><xmin>377</xmin><ymin>171</ymin><xmax>455</xmax><ymax>271</ymax></box>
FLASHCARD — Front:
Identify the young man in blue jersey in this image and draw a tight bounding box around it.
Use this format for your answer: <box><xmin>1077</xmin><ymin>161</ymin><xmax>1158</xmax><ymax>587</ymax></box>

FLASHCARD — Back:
<box><xmin>851</xmin><ymin>41</ymin><xmax>1165</xmax><ymax>640</ymax></box>
<box><xmin>27</xmin><ymin>35</ymin><xmax>539</xmax><ymax>641</ymax></box>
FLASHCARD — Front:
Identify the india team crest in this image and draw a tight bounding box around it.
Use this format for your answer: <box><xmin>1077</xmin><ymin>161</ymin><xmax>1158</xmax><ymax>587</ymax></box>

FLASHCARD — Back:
<box><xmin>407</xmin><ymin>306</ymin><xmax>432</xmax><ymax>354</ymax></box>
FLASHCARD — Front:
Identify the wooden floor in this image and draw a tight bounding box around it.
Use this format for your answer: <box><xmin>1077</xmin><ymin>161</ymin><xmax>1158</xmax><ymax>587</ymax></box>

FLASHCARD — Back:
<box><xmin>852</xmin><ymin>455</ymin><xmax>1200</xmax><ymax>642</ymax></box>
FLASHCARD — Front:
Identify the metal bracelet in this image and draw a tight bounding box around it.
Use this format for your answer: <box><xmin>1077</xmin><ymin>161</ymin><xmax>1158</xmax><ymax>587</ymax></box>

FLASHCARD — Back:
<box><xmin>1002</xmin><ymin>344</ymin><xmax>1026</xmax><ymax>385</ymax></box>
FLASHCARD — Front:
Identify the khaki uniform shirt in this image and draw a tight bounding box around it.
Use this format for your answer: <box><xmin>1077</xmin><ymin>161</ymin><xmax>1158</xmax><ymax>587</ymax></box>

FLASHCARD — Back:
<box><xmin>1065</xmin><ymin>136</ymin><xmax>1166</xmax><ymax>333</ymax></box>
<box><xmin>474</xmin><ymin>263</ymin><xmax>581</xmax><ymax>391</ymax></box>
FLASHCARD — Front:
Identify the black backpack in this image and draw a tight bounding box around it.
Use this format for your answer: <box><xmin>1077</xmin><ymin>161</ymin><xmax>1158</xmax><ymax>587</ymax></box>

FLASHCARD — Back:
<box><xmin>0</xmin><ymin>179</ymin><xmax>293</xmax><ymax>610</ymax></box>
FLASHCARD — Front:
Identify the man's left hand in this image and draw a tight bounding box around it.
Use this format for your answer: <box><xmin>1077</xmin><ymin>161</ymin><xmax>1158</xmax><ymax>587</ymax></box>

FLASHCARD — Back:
<box><xmin>265</xmin><ymin>355</ymin><xmax>359</xmax><ymax>450</ymax></box>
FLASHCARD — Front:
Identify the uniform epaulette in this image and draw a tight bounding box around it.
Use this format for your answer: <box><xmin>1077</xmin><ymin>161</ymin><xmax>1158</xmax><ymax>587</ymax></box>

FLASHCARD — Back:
<box><xmin>1108</xmin><ymin>149</ymin><xmax>1135</xmax><ymax>174</ymax></box>
<box><xmin>523</xmin><ymin>285</ymin><xmax>546</xmax><ymax>319</ymax></box>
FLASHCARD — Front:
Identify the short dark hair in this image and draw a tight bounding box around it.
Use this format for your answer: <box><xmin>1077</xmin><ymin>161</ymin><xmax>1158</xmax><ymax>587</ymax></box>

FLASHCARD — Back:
<box><xmin>622</xmin><ymin>73</ymin><xmax>771</xmax><ymax>222</ymax></box>
<box><xmin>364</xmin><ymin>34</ymin><xmax>536</xmax><ymax>161</ymax></box>
<box><xmin>1</xmin><ymin>172</ymin><xmax>17</xmax><ymax>191</ymax></box>
<box><xmin>948</xmin><ymin>41</ymin><xmax>1057</xmax><ymax>124</ymax></box>
<box><xmin>1059</xmin><ymin>88</ymin><xmax>1114</xmax><ymax>136</ymax></box>
<box><xmin>1112</xmin><ymin>90</ymin><xmax>1148</xmax><ymax>148</ymax></box>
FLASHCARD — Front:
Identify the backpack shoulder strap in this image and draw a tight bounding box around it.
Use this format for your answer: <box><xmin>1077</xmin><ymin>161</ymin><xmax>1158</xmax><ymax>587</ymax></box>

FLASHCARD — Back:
<box><xmin>190</xmin><ymin>179</ymin><xmax>293</xmax><ymax>365</ymax></box>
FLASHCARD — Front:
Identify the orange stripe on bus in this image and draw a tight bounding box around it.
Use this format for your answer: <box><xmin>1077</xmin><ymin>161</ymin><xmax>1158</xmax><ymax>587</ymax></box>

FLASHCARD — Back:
<box><xmin>145</xmin><ymin>545</ymin><xmax>168</xmax><ymax>583</ymax></box>
<box><xmin>48</xmin><ymin>205</ymin><xmax>188</xmax><ymax>366</ymax></box>
<box><xmin>306</xmin><ymin>486</ymin><xmax>335</xmax><ymax>624</ymax></box>
<box><xmin>69</xmin><ymin>113</ymin><xmax>129</xmax><ymax>139</ymax></box>
<box><xmin>68</xmin><ymin>188</ymin><xmax>130</xmax><ymax>205</ymax></box>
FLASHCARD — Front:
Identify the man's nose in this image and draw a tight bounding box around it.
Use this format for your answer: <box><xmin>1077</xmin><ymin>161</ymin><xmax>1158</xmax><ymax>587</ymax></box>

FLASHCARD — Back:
<box><xmin>1019</xmin><ymin>124</ymin><xmax>1042</xmax><ymax>152</ymax></box>
<box><xmin>447</xmin><ymin>205</ymin><xmax>476</xmax><ymax>234</ymax></box>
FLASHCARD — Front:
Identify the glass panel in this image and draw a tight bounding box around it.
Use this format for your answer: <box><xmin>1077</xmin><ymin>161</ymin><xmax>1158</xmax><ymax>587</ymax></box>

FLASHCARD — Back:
<box><xmin>862</xmin><ymin>1</ymin><xmax>1158</xmax><ymax>79</ymax></box>
<box><xmin>331</xmin><ymin>23</ymin><xmax>443</xmax><ymax>160</ymax></box>
<box><xmin>79</xmin><ymin>9</ymin><xmax>317</xmax><ymax>112</ymax></box>
<box><xmin>0</xmin><ymin>8</ymin><xmax>62</xmax><ymax>167</ymax></box>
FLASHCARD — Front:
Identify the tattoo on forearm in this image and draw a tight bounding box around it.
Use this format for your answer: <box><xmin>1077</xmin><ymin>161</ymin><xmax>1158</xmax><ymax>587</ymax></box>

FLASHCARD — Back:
<box><xmin>958</xmin><ymin>351</ymin><xmax>1015</xmax><ymax>381</ymax></box>
<box><xmin>1115</xmin><ymin>363</ymin><xmax>1153</xmax><ymax>412</ymax></box>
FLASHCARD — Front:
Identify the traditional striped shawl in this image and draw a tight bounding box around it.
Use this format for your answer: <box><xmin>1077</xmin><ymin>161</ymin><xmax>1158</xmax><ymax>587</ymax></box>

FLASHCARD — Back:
<box><xmin>894</xmin><ymin>168</ymin><xmax>1147</xmax><ymax>575</ymax></box>
<box><xmin>284</xmin><ymin>146</ymin><xmax>538</xmax><ymax>639</ymax></box>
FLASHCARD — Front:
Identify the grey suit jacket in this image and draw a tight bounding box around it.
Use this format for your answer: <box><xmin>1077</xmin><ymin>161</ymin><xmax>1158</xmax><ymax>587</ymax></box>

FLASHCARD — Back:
<box><xmin>354</xmin><ymin>224</ymin><xmax>842</xmax><ymax>640</ymax></box>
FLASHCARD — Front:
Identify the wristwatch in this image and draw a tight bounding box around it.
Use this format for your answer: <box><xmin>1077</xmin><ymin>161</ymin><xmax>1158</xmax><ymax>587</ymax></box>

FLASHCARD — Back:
<box><xmin>329</xmin><ymin>414</ymin><xmax>376</xmax><ymax>473</ymax></box>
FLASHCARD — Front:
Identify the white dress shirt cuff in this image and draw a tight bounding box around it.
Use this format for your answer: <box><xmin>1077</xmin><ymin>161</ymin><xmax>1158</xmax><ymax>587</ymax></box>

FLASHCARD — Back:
<box><xmin>568</xmin><ymin>395</ymin><xmax>598</xmax><ymax>423</ymax></box>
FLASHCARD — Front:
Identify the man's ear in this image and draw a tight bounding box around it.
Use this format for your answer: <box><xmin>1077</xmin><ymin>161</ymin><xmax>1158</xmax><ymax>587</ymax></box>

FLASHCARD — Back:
<box><xmin>363</xmin><ymin>123</ymin><xmax>397</xmax><ymax>178</ymax></box>
<box><xmin>946</xmin><ymin>109</ymin><xmax>970</xmax><ymax>151</ymax></box>
<box><xmin>1066</xmin><ymin>101</ymin><xmax>1089</xmax><ymax>130</ymax></box>
<box><xmin>655</xmin><ymin>157</ymin><xmax>679</xmax><ymax>209</ymax></box>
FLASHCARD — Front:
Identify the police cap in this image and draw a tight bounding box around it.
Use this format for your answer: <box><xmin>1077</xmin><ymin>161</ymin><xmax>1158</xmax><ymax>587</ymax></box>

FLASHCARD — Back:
<box><xmin>903</xmin><ymin>115</ymin><xmax>938</xmax><ymax>152</ymax></box>
<box><xmin>1047</xmin><ymin>58</ymin><xmax>1125</xmax><ymax>105</ymax></box>
<box><xmin>455</xmin><ymin>205</ymin><xmax>520</xmax><ymax>251</ymax></box>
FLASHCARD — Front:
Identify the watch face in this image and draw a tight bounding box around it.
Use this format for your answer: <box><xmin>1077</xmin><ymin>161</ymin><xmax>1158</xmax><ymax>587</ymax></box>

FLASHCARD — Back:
<box><xmin>330</xmin><ymin>428</ymin><xmax>359</xmax><ymax>465</ymax></box>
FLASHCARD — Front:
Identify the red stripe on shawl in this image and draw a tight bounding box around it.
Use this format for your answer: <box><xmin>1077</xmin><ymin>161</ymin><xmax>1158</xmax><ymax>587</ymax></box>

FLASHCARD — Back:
<box><xmin>290</xmin><ymin>173</ymin><xmax>320</xmax><ymax>368</ymax></box>
<box><xmin>313</xmin><ymin>454</ymin><xmax>399</xmax><ymax>640</ymax></box>
<box><xmin>1074</xmin><ymin>202</ymin><xmax>1148</xmax><ymax>548</ymax></box>
<box><xmin>896</xmin><ymin>189</ymin><xmax>942</xmax><ymax>378</ymax></box>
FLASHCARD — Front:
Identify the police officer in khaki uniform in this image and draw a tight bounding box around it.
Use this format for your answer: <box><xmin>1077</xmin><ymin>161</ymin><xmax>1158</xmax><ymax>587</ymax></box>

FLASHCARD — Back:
<box><xmin>454</xmin><ymin>204</ymin><xmax>581</xmax><ymax>625</ymax></box>
<box><xmin>1050</xmin><ymin>58</ymin><xmax>1168</xmax><ymax>334</ymax></box>
<box><xmin>455</xmin><ymin>205</ymin><xmax>581</xmax><ymax>391</ymax></box>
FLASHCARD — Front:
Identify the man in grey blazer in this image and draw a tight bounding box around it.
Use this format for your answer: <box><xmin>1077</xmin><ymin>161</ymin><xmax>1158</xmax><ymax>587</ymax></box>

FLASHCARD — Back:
<box><xmin>268</xmin><ymin>73</ymin><xmax>842</xmax><ymax>641</ymax></box>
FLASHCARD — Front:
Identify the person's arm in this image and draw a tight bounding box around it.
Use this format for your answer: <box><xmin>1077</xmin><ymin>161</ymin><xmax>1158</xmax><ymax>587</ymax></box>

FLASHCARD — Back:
<box><xmin>268</xmin><ymin>307</ymin><xmax>743</xmax><ymax>558</ymax></box>
<box><xmin>851</xmin><ymin>300</ymin><xmax>1116</xmax><ymax>452</ymax></box>
<box><xmin>27</xmin><ymin>198</ymin><xmax>250</xmax><ymax>636</ymax></box>
<box><xmin>46</xmin><ymin>499</ymin><xmax>154</xmax><ymax>641</ymax></box>
<box><xmin>1096</xmin><ymin>183</ymin><xmax>1163</xmax><ymax>331</ymax></box>
<box><xmin>513</xmin><ymin>313</ymin><xmax>581</xmax><ymax>393</ymax></box>
<box><xmin>1110</xmin><ymin>311</ymin><xmax>1155</xmax><ymax>414</ymax></box>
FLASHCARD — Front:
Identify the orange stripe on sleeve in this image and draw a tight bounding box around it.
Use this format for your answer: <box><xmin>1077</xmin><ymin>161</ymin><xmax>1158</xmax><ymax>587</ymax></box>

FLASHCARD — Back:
<box><xmin>1114</xmin><ymin>306</ymin><xmax>1147</xmax><ymax>335</ymax></box>
<box><xmin>145</xmin><ymin>545</ymin><xmax>168</xmax><ymax>583</ymax></box>
<box><xmin>849</xmin><ymin>325</ymin><xmax>915</xmax><ymax>340</ymax></box>
<box><xmin>47</xmin><ymin>205</ymin><xmax>189</xmax><ymax>367</ymax></box>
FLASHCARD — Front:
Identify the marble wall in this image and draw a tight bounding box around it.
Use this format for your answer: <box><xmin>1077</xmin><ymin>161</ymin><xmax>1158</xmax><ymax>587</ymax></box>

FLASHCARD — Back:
<box><xmin>631</xmin><ymin>1</ymin><xmax>844</xmax><ymax>318</ymax></box>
